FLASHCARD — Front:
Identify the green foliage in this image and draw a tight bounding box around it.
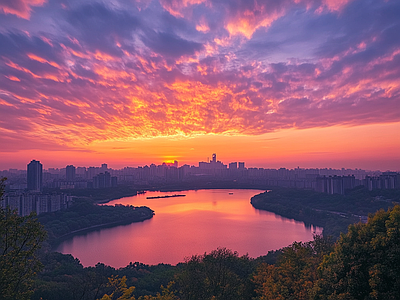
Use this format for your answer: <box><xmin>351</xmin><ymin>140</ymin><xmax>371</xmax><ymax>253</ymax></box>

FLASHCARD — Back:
<box><xmin>255</xmin><ymin>249</ymin><xmax>283</xmax><ymax>266</ymax></box>
<box><xmin>120</xmin><ymin>263</ymin><xmax>177</xmax><ymax>298</ymax></box>
<box><xmin>253</xmin><ymin>235</ymin><xmax>334</xmax><ymax>300</ymax></box>
<box><xmin>175</xmin><ymin>247</ymin><xmax>255</xmax><ymax>300</ymax></box>
<box><xmin>32</xmin><ymin>253</ymin><xmax>179</xmax><ymax>300</ymax></box>
<box><xmin>0</xmin><ymin>177</ymin><xmax>47</xmax><ymax>300</ymax></box>
<box><xmin>136</xmin><ymin>281</ymin><xmax>178</xmax><ymax>300</ymax></box>
<box><xmin>32</xmin><ymin>254</ymin><xmax>115</xmax><ymax>300</ymax></box>
<box><xmin>99</xmin><ymin>276</ymin><xmax>136</xmax><ymax>300</ymax></box>
<box><xmin>312</xmin><ymin>205</ymin><xmax>400</xmax><ymax>300</ymax></box>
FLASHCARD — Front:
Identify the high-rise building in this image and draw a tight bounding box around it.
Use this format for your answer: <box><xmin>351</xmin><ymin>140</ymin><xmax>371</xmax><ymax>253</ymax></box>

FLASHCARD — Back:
<box><xmin>229</xmin><ymin>162</ymin><xmax>238</xmax><ymax>169</ymax></box>
<box><xmin>66</xmin><ymin>165</ymin><xmax>76</xmax><ymax>181</ymax></box>
<box><xmin>27</xmin><ymin>160</ymin><xmax>42</xmax><ymax>192</ymax></box>
<box><xmin>93</xmin><ymin>171</ymin><xmax>111</xmax><ymax>188</ymax></box>
<box><xmin>212</xmin><ymin>153</ymin><xmax>216</xmax><ymax>163</ymax></box>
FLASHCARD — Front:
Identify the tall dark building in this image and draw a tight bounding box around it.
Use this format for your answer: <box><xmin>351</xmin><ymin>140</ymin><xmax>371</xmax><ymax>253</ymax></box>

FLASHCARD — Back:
<box><xmin>229</xmin><ymin>162</ymin><xmax>238</xmax><ymax>169</ymax></box>
<box><xmin>27</xmin><ymin>160</ymin><xmax>43</xmax><ymax>191</ymax></box>
<box><xmin>93</xmin><ymin>171</ymin><xmax>111</xmax><ymax>188</ymax></box>
<box><xmin>66</xmin><ymin>165</ymin><xmax>76</xmax><ymax>181</ymax></box>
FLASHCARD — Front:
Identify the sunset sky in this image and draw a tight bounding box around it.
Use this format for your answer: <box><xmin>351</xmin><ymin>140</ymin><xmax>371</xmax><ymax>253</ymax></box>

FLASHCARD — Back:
<box><xmin>0</xmin><ymin>0</ymin><xmax>399</xmax><ymax>171</ymax></box>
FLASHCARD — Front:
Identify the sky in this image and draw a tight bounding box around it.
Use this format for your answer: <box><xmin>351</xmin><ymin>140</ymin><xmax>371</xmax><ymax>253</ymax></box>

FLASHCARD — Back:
<box><xmin>0</xmin><ymin>0</ymin><xmax>399</xmax><ymax>171</ymax></box>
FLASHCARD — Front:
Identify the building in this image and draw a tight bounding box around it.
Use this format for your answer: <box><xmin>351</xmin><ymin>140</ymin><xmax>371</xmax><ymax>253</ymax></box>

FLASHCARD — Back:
<box><xmin>363</xmin><ymin>172</ymin><xmax>400</xmax><ymax>191</ymax></box>
<box><xmin>3</xmin><ymin>192</ymin><xmax>72</xmax><ymax>216</ymax></box>
<box><xmin>316</xmin><ymin>175</ymin><xmax>356</xmax><ymax>194</ymax></box>
<box><xmin>66</xmin><ymin>165</ymin><xmax>76</xmax><ymax>181</ymax></box>
<box><xmin>27</xmin><ymin>160</ymin><xmax>42</xmax><ymax>192</ymax></box>
<box><xmin>229</xmin><ymin>162</ymin><xmax>238</xmax><ymax>169</ymax></box>
<box><xmin>93</xmin><ymin>171</ymin><xmax>111</xmax><ymax>188</ymax></box>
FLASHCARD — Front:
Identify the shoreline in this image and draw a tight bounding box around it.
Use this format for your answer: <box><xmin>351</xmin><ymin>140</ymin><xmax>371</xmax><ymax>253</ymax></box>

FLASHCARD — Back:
<box><xmin>51</xmin><ymin>213</ymin><xmax>154</xmax><ymax>250</ymax></box>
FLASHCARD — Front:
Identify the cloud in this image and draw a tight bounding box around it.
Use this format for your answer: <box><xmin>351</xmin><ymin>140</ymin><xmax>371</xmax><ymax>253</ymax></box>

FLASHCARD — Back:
<box><xmin>0</xmin><ymin>0</ymin><xmax>399</xmax><ymax>149</ymax></box>
<box><xmin>0</xmin><ymin>0</ymin><xmax>46</xmax><ymax>19</ymax></box>
<box><xmin>322</xmin><ymin>0</ymin><xmax>353</xmax><ymax>12</ymax></box>
<box><xmin>64</xmin><ymin>2</ymin><xmax>140</xmax><ymax>57</ymax></box>
<box><xmin>142</xmin><ymin>31</ymin><xmax>204</xmax><ymax>58</ymax></box>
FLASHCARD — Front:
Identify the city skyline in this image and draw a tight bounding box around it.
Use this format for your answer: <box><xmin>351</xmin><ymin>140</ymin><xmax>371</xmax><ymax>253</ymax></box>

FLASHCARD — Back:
<box><xmin>1</xmin><ymin>155</ymin><xmax>393</xmax><ymax>173</ymax></box>
<box><xmin>1</xmin><ymin>148</ymin><xmax>400</xmax><ymax>172</ymax></box>
<box><xmin>1</xmin><ymin>0</ymin><xmax>400</xmax><ymax>171</ymax></box>
<box><xmin>2</xmin><ymin>156</ymin><xmax>398</xmax><ymax>201</ymax></box>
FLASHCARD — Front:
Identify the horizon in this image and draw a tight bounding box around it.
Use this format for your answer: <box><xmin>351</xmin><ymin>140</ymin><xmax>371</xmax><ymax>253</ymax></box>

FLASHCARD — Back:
<box><xmin>1</xmin><ymin>0</ymin><xmax>400</xmax><ymax>171</ymax></box>
<box><xmin>2</xmin><ymin>156</ymin><xmax>398</xmax><ymax>173</ymax></box>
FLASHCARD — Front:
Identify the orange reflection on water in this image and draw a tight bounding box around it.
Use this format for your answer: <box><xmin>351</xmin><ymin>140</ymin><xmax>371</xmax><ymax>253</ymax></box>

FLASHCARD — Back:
<box><xmin>58</xmin><ymin>189</ymin><xmax>321</xmax><ymax>267</ymax></box>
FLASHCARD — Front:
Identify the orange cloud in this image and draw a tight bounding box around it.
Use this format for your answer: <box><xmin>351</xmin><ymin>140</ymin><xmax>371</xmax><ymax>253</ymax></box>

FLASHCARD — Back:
<box><xmin>225</xmin><ymin>10</ymin><xmax>283</xmax><ymax>39</ymax></box>
<box><xmin>93</xmin><ymin>64</ymin><xmax>137</xmax><ymax>86</ymax></box>
<box><xmin>196</xmin><ymin>16</ymin><xmax>210</xmax><ymax>33</ymax></box>
<box><xmin>0</xmin><ymin>0</ymin><xmax>46</xmax><ymax>19</ymax></box>
<box><xmin>5</xmin><ymin>75</ymin><xmax>21</xmax><ymax>82</ymax></box>
<box><xmin>93</xmin><ymin>51</ymin><xmax>118</xmax><ymax>62</ymax></box>
<box><xmin>159</xmin><ymin>0</ymin><xmax>206</xmax><ymax>17</ymax></box>
<box><xmin>323</xmin><ymin>0</ymin><xmax>353</xmax><ymax>12</ymax></box>
<box><xmin>27</xmin><ymin>53</ymin><xmax>61</xmax><ymax>69</ymax></box>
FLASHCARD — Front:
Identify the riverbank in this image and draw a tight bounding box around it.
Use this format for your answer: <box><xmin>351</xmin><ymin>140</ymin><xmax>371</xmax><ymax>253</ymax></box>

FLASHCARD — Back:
<box><xmin>43</xmin><ymin>185</ymin><xmax>139</xmax><ymax>203</ymax></box>
<box><xmin>250</xmin><ymin>187</ymin><xmax>400</xmax><ymax>238</ymax></box>
<box><xmin>52</xmin><ymin>212</ymin><xmax>154</xmax><ymax>247</ymax></box>
<box><xmin>37</xmin><ymin>200</ymin><xmax>154</xmax><ymax>249</ymax></box>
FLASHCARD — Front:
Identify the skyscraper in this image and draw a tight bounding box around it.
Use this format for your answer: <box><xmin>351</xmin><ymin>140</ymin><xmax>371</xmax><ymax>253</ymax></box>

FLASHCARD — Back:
<box><xmin>27</xmin><ymin>160</ymin><xmax>43</xmax><ymax>192</ymax></box>
<box><xmin>66</xmin><ymin>165</ymin><xmax>76</xmax><ymax>181</ymax></box>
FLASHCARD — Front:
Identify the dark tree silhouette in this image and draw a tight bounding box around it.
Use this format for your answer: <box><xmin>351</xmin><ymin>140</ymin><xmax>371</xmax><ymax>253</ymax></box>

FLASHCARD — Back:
<box><xmin>0</xmin><ymin>178</ymin><xmax>47</xmax><ymax>300</ymax></box>
<box><xmin>312</xmin><ymin>205</ymin><xmax>400</xmax><ymax>300</ymax></box>
<box><xmin>176</xmin><ymin>247</ymin><xmax>254</xmax><ymax>300</ymax></box>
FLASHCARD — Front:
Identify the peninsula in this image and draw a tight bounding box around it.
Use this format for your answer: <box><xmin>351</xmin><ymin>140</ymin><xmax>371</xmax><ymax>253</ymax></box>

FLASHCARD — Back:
<box><xmin>38</xmin><ymin>199</ymin><xmax>154</xmax><ymax>249</ymax></box>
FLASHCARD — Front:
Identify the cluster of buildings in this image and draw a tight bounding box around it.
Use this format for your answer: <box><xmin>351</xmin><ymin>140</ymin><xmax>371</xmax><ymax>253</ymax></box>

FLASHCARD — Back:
<box><xmin>2</xmin><ymin>193</ymin><xmax>72</xmax><ymax>216</ymax></box>
<box><xmin>48</xmin><ymin>164</ymin><xmax>118</xmax><ymax>189</ymax></box>
<box><xmin>363</xmin><ymin>172</ymin><xmax>400</xmax><ymax>191</ymax></box>
<box><xmin>1</xmin><ymin>160</ymin><xmax>73</xmax><ymax>216</ymax></box>
<box><xmin>316</xmin><ymin>175</ymin><xmax>357</xmax><ymax>194</ymax></box>
<box><xmin>315</xmin><ymin>172</ymin><xmax>400</xmax><ymax>194</ymax></box>
<box><xmin>1</xmin><ymin>155</ymin><xmax>399</xmax><ymax>216</ymax></box>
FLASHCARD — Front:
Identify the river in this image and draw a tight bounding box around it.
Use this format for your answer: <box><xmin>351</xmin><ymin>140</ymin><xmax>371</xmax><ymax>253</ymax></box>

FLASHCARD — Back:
<box><xmin>57</xmin><ymin>189</ymin><xmax>322</xmax><ymax>267</ymax></box>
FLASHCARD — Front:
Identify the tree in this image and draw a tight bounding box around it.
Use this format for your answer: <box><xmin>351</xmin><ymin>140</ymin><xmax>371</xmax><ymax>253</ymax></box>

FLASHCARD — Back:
<box><xmin>0</xmin><ymin>177</ymin><xmax>47</xmax><ymax>300</ymax></box>
<box><xmin>253</xmin><ymin>235</ymin><xmax>333</xmax><ymax>300</ymax></box>
<box><xmin>98</xmin><ymin>276</ymin><xmax>136</xmax><ymax>300</ymax></box>
<box><xmin>312</xmin><ymin>205</ymin><xmax>400</xmax><ymax>300</ymax></box>
<box><xmin>175</xmin><ymin>247</ymin><xmax>254</xmax><ymax>300</ymax></box>
<box><xmin>138</xmin><ymin>282</ymin><xmax>179</xmax><ymax>300</ymax></box>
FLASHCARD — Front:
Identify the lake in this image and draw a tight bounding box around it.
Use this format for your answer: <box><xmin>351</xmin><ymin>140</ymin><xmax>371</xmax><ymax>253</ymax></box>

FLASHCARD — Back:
<box><xmin>57</xmin><ymin>189</ymin><xmax>322</xmax><ymax>267</ymax></box>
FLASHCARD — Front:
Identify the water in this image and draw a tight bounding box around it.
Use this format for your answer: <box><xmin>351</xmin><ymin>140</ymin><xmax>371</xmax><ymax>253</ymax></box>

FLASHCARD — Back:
<box><xmin>57</xmin><ymin>189</ymin><xmax>321</xmax><ymax>267</ymax></box>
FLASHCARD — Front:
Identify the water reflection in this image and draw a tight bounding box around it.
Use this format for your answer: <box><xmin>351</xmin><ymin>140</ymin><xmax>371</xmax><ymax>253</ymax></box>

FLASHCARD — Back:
<box><xmin>57</xmin><ymin>189</ymin><xmax>322</xmax><ymax>267</ymax></box>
